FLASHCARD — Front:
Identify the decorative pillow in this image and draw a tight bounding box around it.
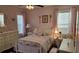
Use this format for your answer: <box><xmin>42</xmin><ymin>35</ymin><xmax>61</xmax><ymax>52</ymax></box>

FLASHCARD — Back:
<box><xmin>42</xmin><ymin>32</ymin><xmax>49</xmax><ymax>36</ymax></box>
<box><xmin>27</xmin><ymin>32</ymin><xmax>33</xmax><ymax>35</ymax></box>
<box><xmin>38</xmin><ymin>32</ymin><xmax>43</xmax><ymax>36</ymax></box>
<box><xmin>33</xmin><ymin>28</ymin><xmax>42</xmax><ymax>36</ymax></box>
<box><xmin>33</xmin><ymin>28</ymin><xmax>38</xmax><ymax>34</ymax></box>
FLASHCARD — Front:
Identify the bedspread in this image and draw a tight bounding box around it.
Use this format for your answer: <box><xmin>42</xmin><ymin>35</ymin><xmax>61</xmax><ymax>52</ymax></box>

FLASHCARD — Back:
<box><xmin>18</xmin><ymin>34</ymin><xmax>53</xmax><ymax>53</ymax></box>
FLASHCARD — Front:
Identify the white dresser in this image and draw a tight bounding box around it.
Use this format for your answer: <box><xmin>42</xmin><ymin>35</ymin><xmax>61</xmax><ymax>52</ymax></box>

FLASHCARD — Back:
<box><xmin>0</xmin><ymin>30</ymin><xmax>19</xmax><ymax>52</ymax></box>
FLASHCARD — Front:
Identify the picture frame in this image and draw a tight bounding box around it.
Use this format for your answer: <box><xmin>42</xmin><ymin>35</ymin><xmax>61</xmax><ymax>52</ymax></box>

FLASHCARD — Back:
<box><xmin>42</xmin><ymin>15</ymin><xmax>48</xmax><ymax>23</ymax></box>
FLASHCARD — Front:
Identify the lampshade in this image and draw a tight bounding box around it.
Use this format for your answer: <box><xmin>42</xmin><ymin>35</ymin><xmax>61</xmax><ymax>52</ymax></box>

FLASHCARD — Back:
<box><xmin>53</xmin><ymin>28</ymin><xmax>59</xmax><ymax>39</ymax></box>
<box><xmin>55</xmin><ymin>29</ymin><xmax>59</xmax><ymax>34</ymax></box>
<box><xmin>26</xmin><ymin>24</ymin><xmax>30</xmax><ymax>28</ymax></box>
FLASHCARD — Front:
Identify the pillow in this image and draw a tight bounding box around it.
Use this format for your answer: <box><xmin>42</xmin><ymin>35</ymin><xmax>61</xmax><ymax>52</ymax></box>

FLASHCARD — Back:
<box><xmin>42</xmin><ymin>32</ymin><xmax>49</xmax><ymax>36</ymax></box>
<box><xmin>33</xmin><ymin>28</ymin><xmax>42</xmax><ymax>36</ymax></box>
<box><xmin>33</xmin><ymin>28</ymin><xmax>38</xmax><ymax>34</ymax></box>
<box><xmin>42</xmin><ymin>29</ymin><xmax>51</xmax><ymax>36</ymax></box>
<box><xmin>27</xmin><ymin>32</ymin><xmax>33</xmax><ymax>35</ymax></box>
<box><xmin>37</xmin><ymin>32</ymin><xmax>42</xmax><ymax>36</ymax></box>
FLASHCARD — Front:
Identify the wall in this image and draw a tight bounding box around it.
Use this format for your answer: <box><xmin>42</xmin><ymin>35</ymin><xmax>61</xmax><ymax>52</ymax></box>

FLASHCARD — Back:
<box><xmin>26</xmin><ymin>6</ymin><xmax>73</xmax><ymax>33</ymax></box>
<box><xmin>0</xmin><ymin>5</ymin><xmax>76</xmax><ymax>36</ymax></box>
<box><xmin>0</xmin><ymin>6</ymin><xmax>27</xmax><ymax>33</ymax></box>
<box><xmin>26</xmin><ymin>6</ymin><xmax>55</xmax><ymax>33</ymax></box>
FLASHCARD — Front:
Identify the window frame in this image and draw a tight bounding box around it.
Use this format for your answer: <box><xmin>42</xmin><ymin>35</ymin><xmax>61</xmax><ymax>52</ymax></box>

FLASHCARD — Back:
<box><xmin>57</xmin><ymin>9</ymin><xmax>71</xmax><ymax>34</ymax></box>
<box><xmin>0</xmin><ymin>13</ymin><xmax>5</xmax><ymax>27</ymax></box>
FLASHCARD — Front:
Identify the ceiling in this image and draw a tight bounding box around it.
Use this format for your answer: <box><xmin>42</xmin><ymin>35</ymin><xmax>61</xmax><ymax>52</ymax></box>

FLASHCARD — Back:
<box><xmin>16</xmin><ymin>5</ymin><xmax>79</xmax><ymax>10</ymax></box>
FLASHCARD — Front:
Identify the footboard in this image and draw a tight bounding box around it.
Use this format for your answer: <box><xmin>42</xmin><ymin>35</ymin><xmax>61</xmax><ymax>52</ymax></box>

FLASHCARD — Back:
<box><xmin>17</xmin><ymin>41</ymin><xmax>42</xmax><ymax>53</ymax></box>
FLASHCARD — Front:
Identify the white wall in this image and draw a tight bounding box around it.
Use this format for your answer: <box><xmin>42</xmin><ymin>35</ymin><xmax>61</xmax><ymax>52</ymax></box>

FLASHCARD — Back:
<box><xmin>26</xmin><ymin>6</ymin><xmax>73</xmax><ymax>33</ymax></box>
<box><xmin>26</xmin><ymin>6</ymin><xmax>55</xmax><ymax>32</ymax></box>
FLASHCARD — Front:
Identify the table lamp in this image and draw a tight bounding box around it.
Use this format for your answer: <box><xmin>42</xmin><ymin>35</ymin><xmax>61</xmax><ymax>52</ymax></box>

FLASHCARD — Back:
<box><xmin>26</xmin><ymin>24</ymin><xmax>30</xmax><ymax>28</ymax></box>
<box><xmin>54</xmin><ymin>28</ymin><xmax>59</xmax><ymax>39</ymax></box>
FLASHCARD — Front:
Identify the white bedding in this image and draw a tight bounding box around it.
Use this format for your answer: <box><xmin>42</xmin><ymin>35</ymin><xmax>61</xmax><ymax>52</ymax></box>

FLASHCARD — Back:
<box><xmin>18</xmin><ymin>34</ymin><xmax>53</xmax><ymax>53</ymax></box>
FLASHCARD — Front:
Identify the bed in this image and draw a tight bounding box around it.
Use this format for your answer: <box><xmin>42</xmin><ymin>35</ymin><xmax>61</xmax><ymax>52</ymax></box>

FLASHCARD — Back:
<box><xmin>17</xmin><ymin>34</ymin><xmax>53</xmax><ymax>53</ymax></box>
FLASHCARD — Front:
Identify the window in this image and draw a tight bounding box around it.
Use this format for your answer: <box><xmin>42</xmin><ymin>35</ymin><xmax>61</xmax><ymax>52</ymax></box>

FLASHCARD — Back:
<box><xmin>17</xmin><ymin>15</ymin><xmax>24</xmax><ymax>34</ymax></box>
<box><xmin>57</xmin><ymin>10</ymin><xmax>71</xmax><ymax>34</ymax></box>
<box><xmin>0</xmin><ymin>13</ymin><xmax>5</xmax><ymax>27</ymax></box>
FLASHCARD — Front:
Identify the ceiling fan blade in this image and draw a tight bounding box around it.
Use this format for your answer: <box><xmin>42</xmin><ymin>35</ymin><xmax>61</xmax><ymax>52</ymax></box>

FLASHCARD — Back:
<box><xmin>36</xmin><ymin>5</ymin><xmax>44</xmax><ymax>7</ymax></box>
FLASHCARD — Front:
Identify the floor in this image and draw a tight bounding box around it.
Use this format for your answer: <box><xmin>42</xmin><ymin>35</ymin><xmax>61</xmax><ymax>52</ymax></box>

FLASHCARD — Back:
<box><xmin>1</xmin><ymin>47</ymin><xmax>69</xmax><ymax>53</ymax></box>
<box><xmin>1</xmin><ymin>47</ymin><xmax>16</xmax><ymax>53</ymax></box>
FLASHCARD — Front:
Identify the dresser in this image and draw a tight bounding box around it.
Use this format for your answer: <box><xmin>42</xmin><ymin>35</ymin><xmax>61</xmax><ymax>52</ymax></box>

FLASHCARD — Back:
<box><xmin>0</xmin><ymin>30</ymin><xmax>19</xmax><ymax>52</ymax></box>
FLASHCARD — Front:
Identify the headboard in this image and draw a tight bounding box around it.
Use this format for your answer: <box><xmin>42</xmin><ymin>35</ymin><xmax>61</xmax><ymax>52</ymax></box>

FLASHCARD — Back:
<box><xmin>33</xmin><ymin>27</ymin><xmax>52</xmax><ymax>36</ymax></box>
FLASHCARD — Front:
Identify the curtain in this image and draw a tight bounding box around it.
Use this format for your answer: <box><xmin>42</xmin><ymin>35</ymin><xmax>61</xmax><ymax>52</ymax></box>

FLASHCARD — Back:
<box><xmin>71</xmin><ymin>7</ymin><xmax>77</xmax><ymax>38</ymax></box>
<box><xmin>22</xmin><ymin>12</ymin><xmax>26</xmax><ymax>35</ymax></box>
<box><xmin>51</xmin><ymin>8</ymin><xmax>58</xmax><ymax>37</ymax></box>
<box><xmin>51</xmin><ymin>6</ymin><xmax>77</xmax><ymax>39</ymax></box>
<box><xmin>52</xmin><ymin>8</ymin><xmax>58</xmax><ymax>30</ymax></box>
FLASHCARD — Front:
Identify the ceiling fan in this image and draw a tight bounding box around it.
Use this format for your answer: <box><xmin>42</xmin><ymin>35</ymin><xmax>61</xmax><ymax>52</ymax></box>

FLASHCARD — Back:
<box><xmin>26</xmin><ymin>5</ymin><xmax>44</xmax><ymax>10</ymax></box>
<box><xmin>35</xmin><ymin>5</ymin><xmax>44</xmax><ymax>7</ymax></box>
<box><xmin>17</xmin><ymin>5</ymin><xmax>44</xmax><ymax>10</ymax></box>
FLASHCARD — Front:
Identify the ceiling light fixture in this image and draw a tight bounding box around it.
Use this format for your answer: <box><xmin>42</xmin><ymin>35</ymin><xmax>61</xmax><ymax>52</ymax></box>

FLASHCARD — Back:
<box><xmin>26</xmin><ymin>5</ymin><xmax>34</xmax><ymax>10</ymax></box>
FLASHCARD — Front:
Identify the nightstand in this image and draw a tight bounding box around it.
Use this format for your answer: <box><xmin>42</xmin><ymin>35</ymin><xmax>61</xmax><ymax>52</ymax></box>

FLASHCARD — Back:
<box><xmin>53</xmin><ymin>38</ymin><xmax>63</xmax><ymax>48</ymax></box>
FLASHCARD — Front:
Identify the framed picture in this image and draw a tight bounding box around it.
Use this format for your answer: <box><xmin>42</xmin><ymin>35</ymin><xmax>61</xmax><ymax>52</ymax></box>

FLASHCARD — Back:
<box><xmin>42</xmin><ymin>15</ymin><xmax>48</xmax><ymax>23</ymax></box>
